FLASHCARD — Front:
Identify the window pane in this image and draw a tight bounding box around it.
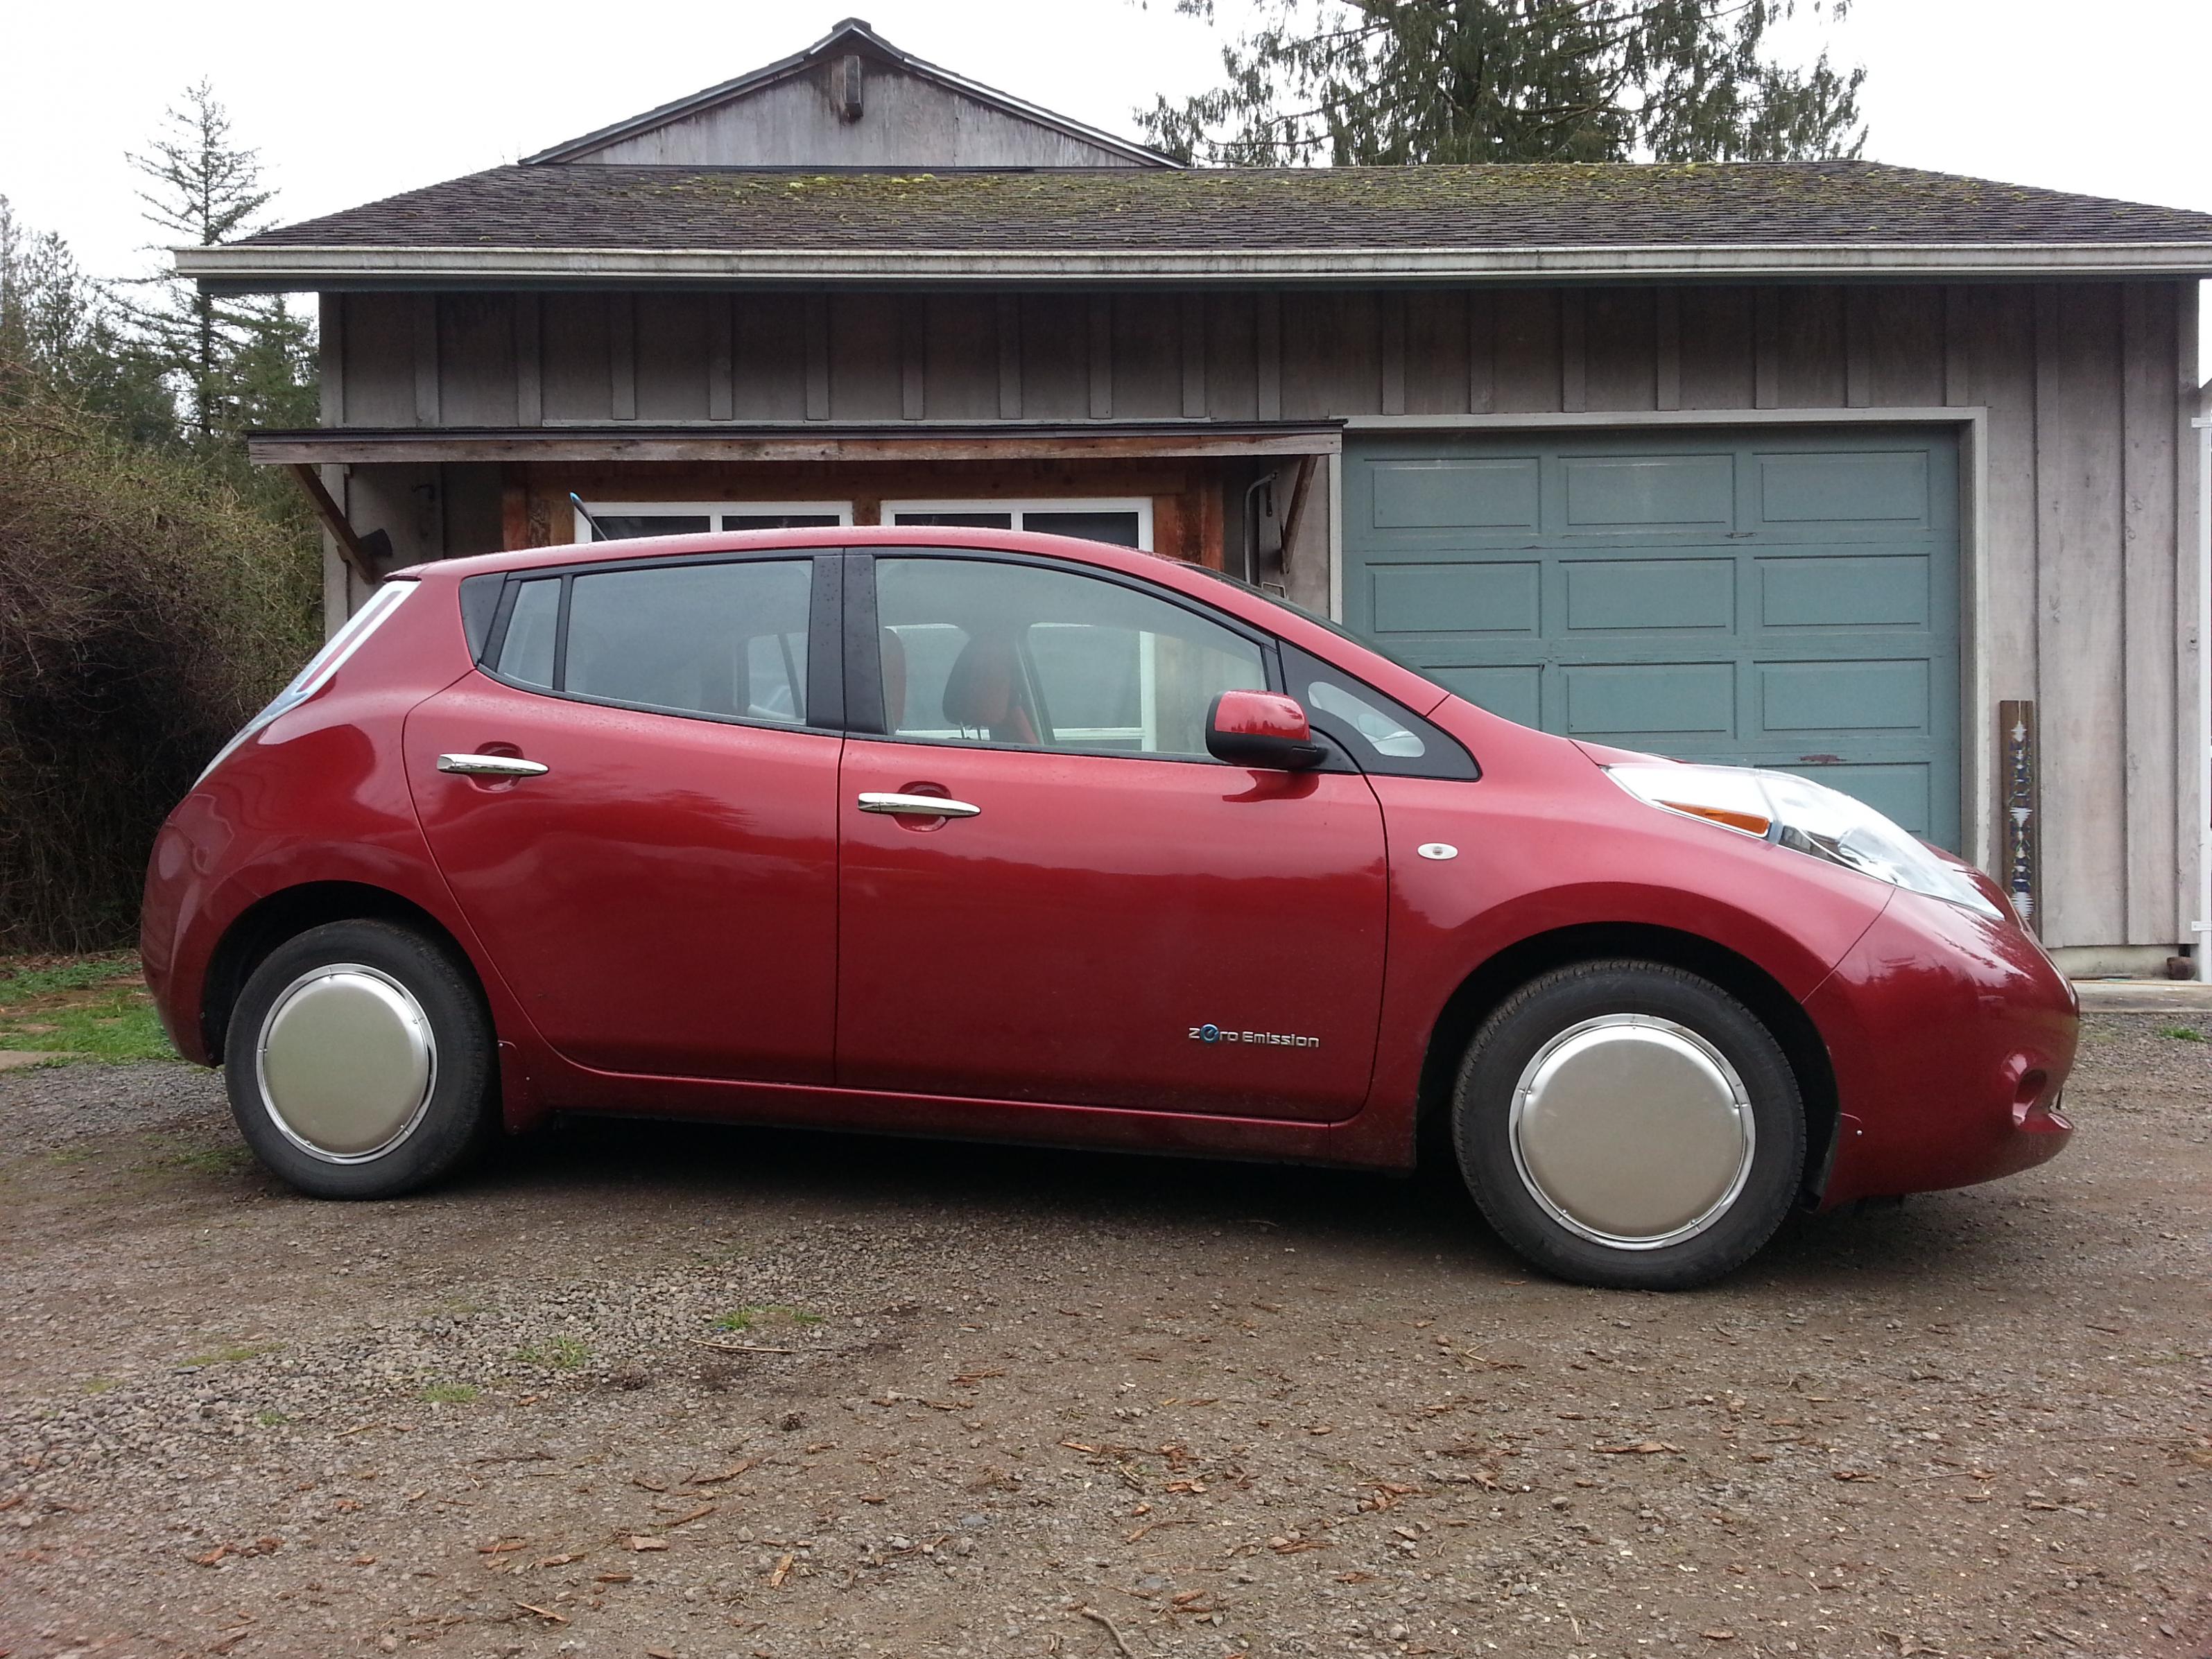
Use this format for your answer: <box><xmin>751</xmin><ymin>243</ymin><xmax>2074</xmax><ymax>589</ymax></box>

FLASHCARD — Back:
<box><xmin>892</xmin><ymin>510</ymin><xmax>1015</xmax><ymax>530</ymax></box>
<box><xmin>565</xmin><ymin>560</ymin><xmax>813</xmax><ymax>723</ymax></box>
<box><xmin>495</xmin><ymin>578</ymin><xmax>560</xmax><ymax>688</ymax></box>
<box><xmin>874</xmin><ymin>558</ymin><xmax>1262</xmax><ymax>758</ymax></box>
<box><xmin>589</xmin><ymin>514</ymin><xmax>712</xmax><ymax>541</ymax></box>
<box><xmin>1308</xmin><ymin>679</ymin><xmax>1426</xmax><ymax>759</ymax></box>
<box><xmin>1021</xmin><ymin>510</ymin><xmax>1143</xmax><ymax>548</ymax></box>
<box><xmin>720</xmin><ymin>513</ymin><xmax>843</xmax><ymax>530</ymax></box>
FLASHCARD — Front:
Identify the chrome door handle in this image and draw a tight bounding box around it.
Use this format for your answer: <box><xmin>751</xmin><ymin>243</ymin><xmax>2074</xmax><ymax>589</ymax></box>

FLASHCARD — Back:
<box><xmin>857</xmin><ymin>791</ymin><xmax>980</xmax><ymax>819</ymax></box>
<box><xmin>437</xmin><ymin>753</ymin><xmax>550</xmax><ymax>779</ymax></box>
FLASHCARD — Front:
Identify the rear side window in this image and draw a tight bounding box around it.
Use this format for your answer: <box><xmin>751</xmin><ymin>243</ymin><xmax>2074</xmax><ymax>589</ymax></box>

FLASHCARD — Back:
<box><xmin>490</xmin><ymin>559</ymin><xmax>815</xmax><ymax>726</ymax></box>
<box><xmin>495</xmin><ymin>579</ymin><xmax>559</xmax><ymax>688</ymax></box>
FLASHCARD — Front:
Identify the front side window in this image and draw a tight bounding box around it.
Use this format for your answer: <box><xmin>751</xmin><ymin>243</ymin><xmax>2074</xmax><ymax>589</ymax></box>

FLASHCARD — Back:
<box><xmin>872</xmin><ymin>557</ymin><xmax>1263</xmax><ymax>758</ymax></box>
<box><xmin>494</xmin><ymin>559</ymin><xmax>814</xmax><ymax>726</ymax></box>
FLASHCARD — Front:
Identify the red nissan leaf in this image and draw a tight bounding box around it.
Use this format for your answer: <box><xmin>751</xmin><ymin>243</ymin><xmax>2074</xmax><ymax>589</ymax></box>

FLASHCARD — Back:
<box><xmin>141</xmin><ymin>529</ymin><xmax>2077</xmax><ymax>1289</ymax></box>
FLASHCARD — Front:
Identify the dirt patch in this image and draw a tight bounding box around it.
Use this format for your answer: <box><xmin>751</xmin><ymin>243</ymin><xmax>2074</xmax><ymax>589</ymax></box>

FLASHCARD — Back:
<box><xmin>1</xmin><ymin>1018</ymin><xmax>2207</xmax><ymax>1658</ymax></box>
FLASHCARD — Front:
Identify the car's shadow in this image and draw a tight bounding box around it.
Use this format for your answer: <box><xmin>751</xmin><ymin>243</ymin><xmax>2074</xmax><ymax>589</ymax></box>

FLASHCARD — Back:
<box><xmin>453</xmin><ymin>1108</ymin><xmax>2034</xmax><ymax>1299</ymax></box>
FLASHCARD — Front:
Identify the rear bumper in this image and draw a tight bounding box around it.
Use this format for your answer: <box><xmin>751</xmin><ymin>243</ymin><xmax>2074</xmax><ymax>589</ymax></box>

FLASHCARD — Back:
<box><xmin>1807</xmin><ymin>891</ymin><xmax>2078</xmax><ymax>1209</ymax></box>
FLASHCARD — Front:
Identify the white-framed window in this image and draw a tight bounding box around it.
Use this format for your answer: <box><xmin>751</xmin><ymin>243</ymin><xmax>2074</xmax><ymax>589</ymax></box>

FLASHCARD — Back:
<box><xmin>573</xmin><ymin>500</ymin><xmax>854</xmax><ymax>543</ymax></box>
<box><xmin>881</xmin><ymin>498</ymin><xmax>1152</xmax><ymax>552</ymax></box>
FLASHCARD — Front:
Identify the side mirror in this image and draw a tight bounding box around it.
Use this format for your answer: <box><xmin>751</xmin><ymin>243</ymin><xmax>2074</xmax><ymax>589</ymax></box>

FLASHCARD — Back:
<box><xmin>1206</xmin><ymin>689</ymin><xmax>1326</xmax><ymax>771</ymax></box>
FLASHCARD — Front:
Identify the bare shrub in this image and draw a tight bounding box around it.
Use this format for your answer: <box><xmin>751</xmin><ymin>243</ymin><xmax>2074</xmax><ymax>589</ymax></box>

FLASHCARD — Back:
<box><xmin>0</xmin><ymin>363</ymin><xmax>317</xmax><ymax>950</ymax></box>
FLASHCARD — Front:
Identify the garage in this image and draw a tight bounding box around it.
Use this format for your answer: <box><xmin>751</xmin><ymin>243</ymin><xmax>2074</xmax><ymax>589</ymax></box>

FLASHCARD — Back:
<box><xmin>1342</xmin><ymin>428</ymin><xmax>1962</xmax><ymax>849</ymax></box>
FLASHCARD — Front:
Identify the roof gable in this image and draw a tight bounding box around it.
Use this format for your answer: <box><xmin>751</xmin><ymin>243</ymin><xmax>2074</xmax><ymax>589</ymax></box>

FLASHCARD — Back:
<box><xmin>525</xmin><ymin>18</ymin><xmax>1176</xmax><ymax>170</ymax></box>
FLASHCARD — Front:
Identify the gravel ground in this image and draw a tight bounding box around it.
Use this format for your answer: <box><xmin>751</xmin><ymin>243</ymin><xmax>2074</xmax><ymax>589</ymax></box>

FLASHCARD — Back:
<box><xmin>1</xmin><ymin>1015</ymin><xmax>2207</xmax><ymax>1659</ymax></box>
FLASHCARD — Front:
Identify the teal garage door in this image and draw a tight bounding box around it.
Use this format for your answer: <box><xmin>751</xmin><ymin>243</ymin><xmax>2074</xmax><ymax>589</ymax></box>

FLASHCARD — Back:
<box><xmin>1342</xmin><ymin>428</ymin><xmax>1962</xmax><ymax>848</ymax></box>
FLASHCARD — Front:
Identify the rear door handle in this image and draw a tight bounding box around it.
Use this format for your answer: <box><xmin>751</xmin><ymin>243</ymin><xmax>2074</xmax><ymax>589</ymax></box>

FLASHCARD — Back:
<box><xmin>857</xmin><ymin>791</ymin><xmax>979</xmax><ymax>819</ymax></box>
<box><xmin>438</xmin><ymin>753</ymin><xmax>550</xmax><ymax>779</ymax></box>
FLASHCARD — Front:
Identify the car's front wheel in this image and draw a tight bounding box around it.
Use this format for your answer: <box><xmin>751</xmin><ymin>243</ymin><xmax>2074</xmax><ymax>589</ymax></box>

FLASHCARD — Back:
<box><xmin>224</xmin><ymin>919</ymin><xmax>498</xmax><ymax>1198</ymax></box>
<box><xmin>1451</xmin><ymin>960</ymin><xmax>1805</xmax><ymax>1290</ymax></box>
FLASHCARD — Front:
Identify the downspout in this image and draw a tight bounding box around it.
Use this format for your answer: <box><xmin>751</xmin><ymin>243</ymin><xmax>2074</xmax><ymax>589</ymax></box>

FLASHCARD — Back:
<box><xmin>2195</xmin><ymin>408</ymin><xmax>2211</xmax><ymax>982</ymax></box>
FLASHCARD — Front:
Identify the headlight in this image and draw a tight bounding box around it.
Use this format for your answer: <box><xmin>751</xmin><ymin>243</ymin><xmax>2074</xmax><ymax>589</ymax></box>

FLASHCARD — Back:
<box><xmin>1605</xmin><ymin>761</ymin><xmax>2000</xmax><ymax>919</ymax></box>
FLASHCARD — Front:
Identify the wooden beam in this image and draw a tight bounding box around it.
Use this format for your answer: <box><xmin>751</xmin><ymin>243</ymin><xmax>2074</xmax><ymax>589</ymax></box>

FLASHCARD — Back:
<box><xmin>1277</xmin><ymin>453</ymin><xmax>1317</xmax><ymax>575</ymax></box>
<box><xmin>287</xmin><ymin>464</ymin><xmax>377</xmax><ymax>584</ymax></box>
<box><xmin>250</xmin><ymin>424</ymin><xmax>1345</xmax><ymax>467</ymax></box>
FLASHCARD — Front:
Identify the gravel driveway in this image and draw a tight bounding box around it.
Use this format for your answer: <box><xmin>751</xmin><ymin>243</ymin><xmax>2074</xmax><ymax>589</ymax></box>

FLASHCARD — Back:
<box><xmin>2</xmin><ymin>1016</ymin><xmax>2207</xmax><ymax>1659</ymax></box>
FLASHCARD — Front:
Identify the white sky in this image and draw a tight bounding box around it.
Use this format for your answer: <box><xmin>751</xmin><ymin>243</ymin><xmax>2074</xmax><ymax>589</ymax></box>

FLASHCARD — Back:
<box><xmin>4</xmin><ymin>0</ymin><xmax>2209</xmax><ymax>369</ymax></box>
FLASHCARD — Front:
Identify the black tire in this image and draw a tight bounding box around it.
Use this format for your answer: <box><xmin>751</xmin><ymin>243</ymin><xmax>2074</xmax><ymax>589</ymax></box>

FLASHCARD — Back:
<box><xmin>223</xmin><ymin>919</ymin><xmax>499</xmax><ymax>1199</ymax></box>
<box><xmin>1451</xmin><ymin>959</ymin><xmax>1804</xmax><ymax>1291</ymax></box>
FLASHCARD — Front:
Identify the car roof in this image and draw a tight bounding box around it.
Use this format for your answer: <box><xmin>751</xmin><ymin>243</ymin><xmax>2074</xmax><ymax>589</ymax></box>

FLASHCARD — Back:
<box><xmin>399</xmin><ymin>526</ymin><xmax>1459</xmax><ymax>720</ymax></box>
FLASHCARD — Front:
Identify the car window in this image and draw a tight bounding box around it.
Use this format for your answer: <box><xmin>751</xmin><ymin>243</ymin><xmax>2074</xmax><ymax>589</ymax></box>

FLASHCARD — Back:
<box><xmin>494</xmin><ymin>577</ymin><xmax>560</xmax><ymax>688</ymax></box>
<box><xmin>1284</xmin><ymin>646</ymin><xmax>1480</xmax><ymax>781</ymax></box>
<box><xmin>873</xmin><ymin>557</ymin><xmax>1265</xmax><ymax>758</ymax></box>
<box><xmin>1309</xmin><ymin>679</ymin><xmax>1426</xmax><ymax>759</ymax></box>
<box><xmin>558</xmin><ymin>559</ymin><xmax>813</xmax><ymax>724</ymax></box>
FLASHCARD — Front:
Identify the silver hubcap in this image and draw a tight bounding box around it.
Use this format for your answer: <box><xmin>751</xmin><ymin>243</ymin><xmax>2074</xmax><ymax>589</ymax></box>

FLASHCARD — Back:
<box><xmin>1509</xmin><ymin>1014</ymin><xmax>1755</xmax><ymax>1251</ymax></box>
<box><xmin>256</xmin><ymin>964</ymin><xmax>437</xmax><ymax>1163</ymax></box>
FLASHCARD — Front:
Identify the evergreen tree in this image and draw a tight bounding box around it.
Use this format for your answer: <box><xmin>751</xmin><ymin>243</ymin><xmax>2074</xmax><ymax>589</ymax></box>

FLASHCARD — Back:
<box><xmin>120</xmin><ymin>80</ymin><xmax>314</xmax><ymax>443</ymax></box>
<box><xmin>0</xmin><ymin>196</ymin><xmax>178</xmax><ymax>445</ymax></box>
<box><xmin>1140</xmin><ymin>0</ymin><xmax>1865</xmax><ymax>166</ymax></box>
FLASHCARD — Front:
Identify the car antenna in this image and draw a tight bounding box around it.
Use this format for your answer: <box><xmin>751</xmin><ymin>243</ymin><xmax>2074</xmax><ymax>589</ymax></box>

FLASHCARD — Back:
<box><xmin>568</xmin><ymin>492</ymin><xmax>607</xmax><ymax>541</ymax></box>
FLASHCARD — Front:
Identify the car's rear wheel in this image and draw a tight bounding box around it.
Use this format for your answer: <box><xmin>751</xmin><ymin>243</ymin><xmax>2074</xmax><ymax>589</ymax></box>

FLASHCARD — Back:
<box><xmin>1451</xmin><ymin>960</ymin><xmax>1804</xmax><ymax>1290</ymax></box>
<box><xmin>224</xmin><ymin>919</ymin><xmax>497</xmax><ymax>1198</ymax></box>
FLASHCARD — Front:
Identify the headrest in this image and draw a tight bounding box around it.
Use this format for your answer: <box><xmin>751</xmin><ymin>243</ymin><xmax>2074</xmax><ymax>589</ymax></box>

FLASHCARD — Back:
<box><xmin>941</xmin><ymin>634</ymin><xmax>1021</xmax><ymax>731</ymax></box>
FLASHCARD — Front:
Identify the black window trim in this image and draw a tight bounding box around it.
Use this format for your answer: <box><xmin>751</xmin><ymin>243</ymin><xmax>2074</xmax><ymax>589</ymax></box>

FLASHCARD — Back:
<box><xmin>843</xmin><ymin>546</ymin><xmax>1290</xmax><ymax>767</ymax></box>
<box><xmin>1279</xmin><ymin>641</ymin><xmax>1480</xmax><ymax>781</ymax></box>
<box><xmin>472</xmin><ymin>550</ymin><xmax>845</xmax><ymax>737</ymax></box>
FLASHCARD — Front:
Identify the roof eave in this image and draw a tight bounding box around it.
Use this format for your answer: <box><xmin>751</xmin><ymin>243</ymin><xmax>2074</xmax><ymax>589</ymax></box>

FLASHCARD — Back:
<box><xmin>180</xmin><ymin>241</ymin><xmax>2212</xmax><ymax>292</ymax></box>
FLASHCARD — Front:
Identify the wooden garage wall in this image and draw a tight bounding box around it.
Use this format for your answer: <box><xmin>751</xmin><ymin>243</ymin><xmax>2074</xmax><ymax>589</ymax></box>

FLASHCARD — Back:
<box><xmin>317</xmin><ymin>283</ymin><xmax>2202</xmax><ymax>951</ymax></box>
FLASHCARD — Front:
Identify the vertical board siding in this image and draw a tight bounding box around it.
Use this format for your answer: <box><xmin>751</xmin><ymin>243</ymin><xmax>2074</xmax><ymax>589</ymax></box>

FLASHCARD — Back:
<box><xmin>733</xmin><ymin>295</ymin><xmax>808</xmax><ymax>421</ymax></box>
<box><xmin>923</xmin><ymin>294</ymin><xmax>998</xmax><ymax>420</ymax></box>
<box><xmin>436</xmin><ymin>295</ymin><xmax>515</xmax><ymax>426</ymax></box>
<box><xmin>634</xmin><ymin>294</ymin><xmax>707</xmax><ymax>421</ymax></box>
<box><xmin>318</xmin><ymin>277</ymin><xmax>2191</xmax><ymax>947</ymax></box>
<box><xmin>1204</xmin><ymin>294</ymin><xmax>1258</xmax><ymax>422</ymax></box>
<box><xmin>1494</xmin><ymin>290</ymin><xmax>1562</xmax><ymax>412</ymax></box>
<box><xmin>1402</xmin><ymin>291</ymin><xmax>1469</xmax><ymax>415</ymax></box>
<box><xmin>541</xmin><ymin>293</ymin><xmax>610</xmax><ymax>422</ymax></box>
<box><xmin>2034</xmin><ymin>284</ymin><xmax>2129</xmax><ymax>948</ymax></box>
<box><xmin>1582</xmin><ymin>288</ymin><xmax>1654</xmax><ymax>412</ymax></box>
<box><xmin>2120</xmin><ymin>281</ymin><xmax>2181</xmax><ymax>940</ymax></box>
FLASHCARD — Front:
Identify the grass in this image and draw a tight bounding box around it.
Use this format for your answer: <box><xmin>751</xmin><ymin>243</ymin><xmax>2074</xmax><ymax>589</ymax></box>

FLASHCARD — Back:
<box><xmin>513</xmin><ymin>1335</ymin><xmax>592</xmax><ymax>1371</ymax></box>
<box><xmin>2156</xmin><ymin>1025</ymin><xmax>2206</xmax><ymax>1043</ymax></box>
<box><xmin>420</xmin><ymin>1382</ymin><xmax>480</xmax><ymax>1405</ymax></box>
<box><xmin>0</xmin><ymin>951</ymin><xmax>175</xmax><ymax>1062</ymax></box>
<box><xmin>256</xmin><ymin>1409</ymin><xmax>291</xmax><ymax>1426</ymax></box>
<box><xmin>711</xmin><ymin>1305</ymin><xmax>824</xmax><ymax>1334</ymax></box>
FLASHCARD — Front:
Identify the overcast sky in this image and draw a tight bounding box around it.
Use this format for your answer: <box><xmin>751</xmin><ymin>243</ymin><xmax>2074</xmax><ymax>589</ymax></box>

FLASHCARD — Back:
<box><xmin>6</xmin><ymin>0</ymin><xmax>2209</xmax><ymax>367</ymax></box>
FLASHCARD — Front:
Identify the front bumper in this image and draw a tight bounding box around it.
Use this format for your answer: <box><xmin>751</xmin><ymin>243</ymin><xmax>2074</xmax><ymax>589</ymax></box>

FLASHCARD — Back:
<box><xmin>1807</xmin><ymin>889</ymin><xmax>2078</xmax><ymax>1209</ymax></box>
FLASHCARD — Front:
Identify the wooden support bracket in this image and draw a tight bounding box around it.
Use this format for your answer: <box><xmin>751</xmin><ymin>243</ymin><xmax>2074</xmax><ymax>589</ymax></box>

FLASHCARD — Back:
<box><xmin>286</xmin><ymin>464</ymin><xmax>378</xmax><ymax>585</ymax></box>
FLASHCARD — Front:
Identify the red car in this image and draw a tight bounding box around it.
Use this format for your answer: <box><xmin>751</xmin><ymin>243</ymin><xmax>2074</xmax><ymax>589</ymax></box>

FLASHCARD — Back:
<box><xmin>141</xmin><ymin>528</ymin><xmax>2077</xmax><ymax>1289</ymax></box>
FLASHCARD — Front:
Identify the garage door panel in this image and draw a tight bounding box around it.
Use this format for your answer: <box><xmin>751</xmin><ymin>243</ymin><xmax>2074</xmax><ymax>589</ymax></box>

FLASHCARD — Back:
<box><xmin>1368</xmin><ymin>563</ymin><xmax>1540</xmax><ymax>635</ymax></box>
<box><xmin>1564</xmin><ymin>662</ymin><xmax>1736</xmax><ymax>740</ymax></box>
<box><xmin>1560</xmin><ymin>454</ymin><xmax>1735</xmax><ymax>532</ymax></box>
<box><xmin>1564</xmin><ymin>559</ymin><xmax>1735</xmax><ymax>632</ymax></box>
<box><xmin>1759</xmin><ymin>555</ymin><xmax>1931</xmax><ymax>629</ymax></box>
<box><xmin>1759</xmin><ymin>659</ymin><xmax>1931</xmax><ymax>733</ymax></box>
<box><xmin>1756</xmin><ymin>451</ymin><xmax>1933</xmax><ymax>525</ymax></box>
<box><xmin>1371</xmin><ymin>458</ymin><xmax>1539</xmax><ymax>530</ymax></box>
<box><xmin>1427</xmin><ymin>664</ymin><xmax>1543</xmax><ymax>728</ymax></box>
<box><xmin>1346</xmin><ymin>428</ymin><xmax>1961</xmax><ymax>851</ymax></box>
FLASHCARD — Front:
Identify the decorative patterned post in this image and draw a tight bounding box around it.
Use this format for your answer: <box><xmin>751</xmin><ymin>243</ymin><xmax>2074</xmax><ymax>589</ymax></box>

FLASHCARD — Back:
<box><xmin>1997</xmin><ymin>701</ymin><xmax>2040</xmax><ymax>933</ymax></box>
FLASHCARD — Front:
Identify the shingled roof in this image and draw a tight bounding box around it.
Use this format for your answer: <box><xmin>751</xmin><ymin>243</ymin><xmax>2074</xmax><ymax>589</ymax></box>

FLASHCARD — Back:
<box><xmin>182</xmin><ymin>161</ymin><xmax>2212</xmax><ymax>289</ymax></box>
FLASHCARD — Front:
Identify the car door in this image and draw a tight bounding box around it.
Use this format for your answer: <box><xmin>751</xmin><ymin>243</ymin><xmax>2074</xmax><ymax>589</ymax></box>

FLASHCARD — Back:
<box><xmin>406</xmin><ymin>552</ymin><xmax>843</xmax><ymax>1084</ymax></box>
<box><xmin>835</xmin><ymin>550</ymin><xmax>1389</xmax><ymax>1123</ymax></box>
